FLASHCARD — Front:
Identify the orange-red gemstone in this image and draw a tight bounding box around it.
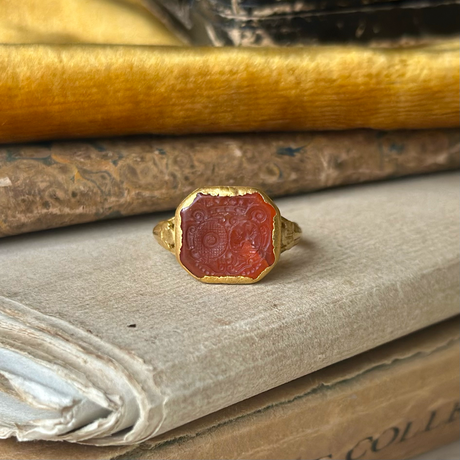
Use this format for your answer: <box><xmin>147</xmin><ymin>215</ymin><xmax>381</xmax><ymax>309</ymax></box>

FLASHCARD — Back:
<box><xmin>180</xmin><ymin>192</ymin><xmax>276</xmax><ymax>279</ymax></box>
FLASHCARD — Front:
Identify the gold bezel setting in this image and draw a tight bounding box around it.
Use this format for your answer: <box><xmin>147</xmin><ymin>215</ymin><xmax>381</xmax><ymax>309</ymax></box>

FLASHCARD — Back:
<box><xmin>174</xmin><ymin>186</ymin><xmax>282</xmax><ymax>284</ymax></box>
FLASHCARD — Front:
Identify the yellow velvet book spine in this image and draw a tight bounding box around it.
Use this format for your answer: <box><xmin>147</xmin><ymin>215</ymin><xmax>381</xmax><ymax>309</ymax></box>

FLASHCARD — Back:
<box><xmin>0</xmin><ymin>42</ymin><xmax>458</xmax><ymax>143</ymax></box>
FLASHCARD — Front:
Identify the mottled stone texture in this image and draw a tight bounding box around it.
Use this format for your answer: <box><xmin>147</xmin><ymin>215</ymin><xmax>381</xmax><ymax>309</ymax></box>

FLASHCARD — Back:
<box><xmin>0</xmin><ymin>129</ymin><xmax>459</xmax><ymax>237</ymax></box>
<box><xmin>180</xmin><ymin>193</ymin><xmax>276</xmax><ymax>279</ymax></box>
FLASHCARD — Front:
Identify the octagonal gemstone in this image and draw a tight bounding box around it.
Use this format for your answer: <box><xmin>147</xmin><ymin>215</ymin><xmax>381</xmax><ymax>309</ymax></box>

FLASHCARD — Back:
<box><xmin>179</xmin><ymin>192</ymin><xmax>276</xmax><ymax>279</ymax></box>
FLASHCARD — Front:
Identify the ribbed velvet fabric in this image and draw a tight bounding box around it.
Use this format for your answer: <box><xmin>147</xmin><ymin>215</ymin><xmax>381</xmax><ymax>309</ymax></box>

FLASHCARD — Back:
<box><xmin>0</xmin><ymin>41</ymin><xmax>458</xmax><ymax>142</ymax></box>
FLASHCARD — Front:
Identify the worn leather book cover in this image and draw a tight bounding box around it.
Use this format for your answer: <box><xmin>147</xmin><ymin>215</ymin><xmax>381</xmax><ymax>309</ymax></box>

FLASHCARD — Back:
<box><xmin>1</xmin><ymin>317</ymin><xmax>458</xmax><ymax>459</ymax></box>
<box><xmin>0</xmin><ymin>173</ymin><xmax>458</xmax><ymax>445</ymax></box>
<box><xmin>1</xmin><ymin>129</ymin><xmax>458</xmax><ymax>238</ymax></box>
<box><xmin>147</xmin><ymin>0</ymin><xmax>460</xmax><ymax>46</ymax></box>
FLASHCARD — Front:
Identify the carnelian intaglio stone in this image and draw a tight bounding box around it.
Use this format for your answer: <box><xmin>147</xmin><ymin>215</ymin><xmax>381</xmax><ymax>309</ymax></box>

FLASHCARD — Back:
<box><xmin>179</xmin><ymin>192</ymin><xmax>277</xmax><ymax>279</ymax></box>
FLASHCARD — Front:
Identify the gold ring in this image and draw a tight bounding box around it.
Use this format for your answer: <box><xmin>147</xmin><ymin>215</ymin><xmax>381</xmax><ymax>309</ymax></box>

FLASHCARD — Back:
<box><xmin>153</xmin><ymin>186</ymin><xmax>301</xmax><ymax>284</ymax></box>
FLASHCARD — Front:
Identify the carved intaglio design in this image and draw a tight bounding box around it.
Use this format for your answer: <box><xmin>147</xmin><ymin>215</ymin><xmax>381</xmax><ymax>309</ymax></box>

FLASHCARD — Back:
<box><xmin>180</xmin><ymin>192</ymin><xmax>276</xmax><ymax>279</ymax></box>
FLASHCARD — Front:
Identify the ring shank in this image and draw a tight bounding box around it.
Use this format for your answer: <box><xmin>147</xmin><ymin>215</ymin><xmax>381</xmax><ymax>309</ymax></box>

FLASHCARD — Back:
<box><xmin>280</xmin><ymin>217</ymin><xmax>302</xmax><ymax>253</ymax></box>
<box><xmin>153</xmin><ymin>217</ymin><xmax>175</xmax><ymax>252</ymax></box>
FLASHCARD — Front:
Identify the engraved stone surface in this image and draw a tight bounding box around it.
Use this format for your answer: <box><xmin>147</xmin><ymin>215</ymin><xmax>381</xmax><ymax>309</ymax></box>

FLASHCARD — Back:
<box><xmin>179</xmin><ymin>192</ymin><xmax>276</xmax><ymax>279</ymax></box>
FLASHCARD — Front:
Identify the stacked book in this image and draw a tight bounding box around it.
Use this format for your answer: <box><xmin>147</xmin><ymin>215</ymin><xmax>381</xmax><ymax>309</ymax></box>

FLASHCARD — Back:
<box><xmin>0</xmin><ymin>1</ymin><xmax>459</xmax><ymax>459</ymax></box>
<box><xmin>147</xmin><ymin>0</ymin><xmax>460</xmax><ymax>46</ymax></box>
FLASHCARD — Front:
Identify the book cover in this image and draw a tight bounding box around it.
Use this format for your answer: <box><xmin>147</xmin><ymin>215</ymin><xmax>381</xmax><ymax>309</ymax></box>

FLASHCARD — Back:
<box><xmin>1</xmin><ymin>129</ymin><xmax>458</xmax><ymax>237</ymax></box>
<box><xmin>0</xmin><ymin>172</ymin><xmax>458</xmax><ymax>445</ymax></box>
<box><xmin>0</xmin><ymin>41</ymin><xmax>458</xmax><ymax>143</ymax></box>
<box><xmin>1</xmin><ymin>317</ymin><xmax>458</xmax><ymax>459</ymax></box>
<box><xmin>147</xmin><ymin>0</ymin><xmax>460</xmax><ymax>46</ymax></box>
<box><xmin>102</xmin><ymin>317</ymin><xmax>460</xmax><ymax>460</ymax></box>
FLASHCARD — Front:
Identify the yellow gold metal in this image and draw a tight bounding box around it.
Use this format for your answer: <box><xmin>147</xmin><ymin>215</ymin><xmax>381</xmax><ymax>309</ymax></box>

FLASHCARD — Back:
<box><xmin>153</xmin><ymin>217</ymin><xmax>175</xmax><ymax>252</ymax></box>
<box><xmin>153</xmin><ymin>186</ymin><xmax>301</xmax><ymax>284</ymax></box>
<box><xmin>280</xmin><ymin>218</ymin><xmax>302</xmax><ymax>253</ymax></box>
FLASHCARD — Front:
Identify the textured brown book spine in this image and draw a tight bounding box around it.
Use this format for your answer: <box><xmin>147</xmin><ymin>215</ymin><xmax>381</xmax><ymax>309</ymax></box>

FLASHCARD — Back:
<box><xmin>1</xmin><ymin>129</ymin><xmax>459</xmax><ymax>237</ymax></box>
<box><xmin>0</xmin><ymin>129</ymin><xmax>460</xmax><ymax>236</ymax></box>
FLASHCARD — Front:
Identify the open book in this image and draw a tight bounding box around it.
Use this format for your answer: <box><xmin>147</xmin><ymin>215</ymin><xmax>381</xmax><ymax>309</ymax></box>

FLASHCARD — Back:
<box><xmin>0</xmin><ymin>172</ymin><xmax>458</xmax><ymax>445</ymax></box>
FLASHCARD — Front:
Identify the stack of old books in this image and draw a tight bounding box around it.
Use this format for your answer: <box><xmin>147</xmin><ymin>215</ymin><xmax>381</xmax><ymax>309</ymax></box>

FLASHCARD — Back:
<box><xmin>0</xmin><ymin>1</ymin><xmax>458</xmax><ymax>459</ymax></box>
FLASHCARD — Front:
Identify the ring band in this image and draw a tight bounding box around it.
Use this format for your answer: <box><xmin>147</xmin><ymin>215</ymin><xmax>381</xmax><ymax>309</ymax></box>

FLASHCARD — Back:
<box><xmin>153</xmin><ymin>186</ymin><xmax>301</xmax><ymax>284</ymax></box>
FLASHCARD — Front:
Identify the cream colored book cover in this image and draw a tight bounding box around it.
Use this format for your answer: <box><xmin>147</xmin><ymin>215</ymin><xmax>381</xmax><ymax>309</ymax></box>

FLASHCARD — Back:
<box><xmin>1</xmin><ymin>317</ymin><xmax>458</xmax><ymax>459</ymax></box>
<box><xmin>0</xmin><ymin>173</ymin><xmax>458</xmax><ymax>445</ymax></box>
